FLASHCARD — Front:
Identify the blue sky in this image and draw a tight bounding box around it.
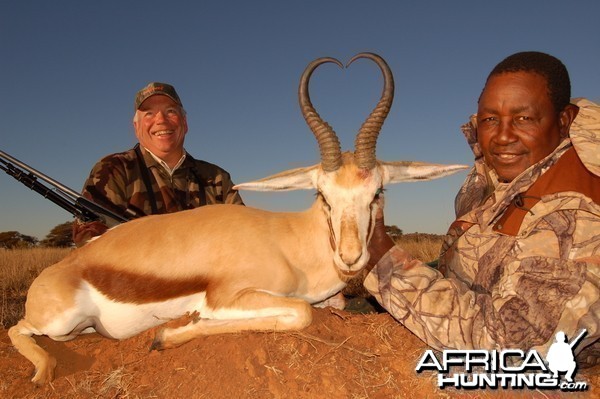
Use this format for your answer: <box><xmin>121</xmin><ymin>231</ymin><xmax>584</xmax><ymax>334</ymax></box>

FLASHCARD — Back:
<box><xmin>1</xmin><ymin>1</ymin><xmax>599</xmax><ymax>240</ymax></box>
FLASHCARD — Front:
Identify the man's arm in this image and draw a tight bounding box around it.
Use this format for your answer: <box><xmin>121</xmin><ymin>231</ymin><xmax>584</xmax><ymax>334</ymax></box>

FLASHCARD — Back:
<box><xmin>72</xmin><ymin>156</ymin><xmax>131</xmax><ymax>246</ymax></box>
<box><xmin>221</xmin><ymin>172</ymin><xmax>244</xmax><ymax>205</ymax></box>
<box><xmin>364</xmin><ymin>209</ymin><xmax>600</xmax><ymax>355</ymax></box>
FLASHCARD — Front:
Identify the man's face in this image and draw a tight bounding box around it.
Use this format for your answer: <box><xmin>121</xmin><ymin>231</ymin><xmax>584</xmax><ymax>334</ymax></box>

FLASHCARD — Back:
<box><xmin>134</xmin><ymin>95</ymin><xmax>188</xmax><ymax>162</ymax></box>
<box><xmin>476</xmin><ymin>71</ymin><xmax>570</xmax><ymax>182</ymax></box>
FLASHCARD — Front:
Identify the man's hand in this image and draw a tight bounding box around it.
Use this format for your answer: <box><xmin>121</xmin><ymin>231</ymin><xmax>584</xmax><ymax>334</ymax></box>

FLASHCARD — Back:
<box><xmin>72</xmin><ymin>220</ymin><xmax>108</xmax><ymax>247</ymax></box>
<box><xmin>367</xmin><ymin>207</ymin><xmax>395</xmax><ymax>269</ymax></box>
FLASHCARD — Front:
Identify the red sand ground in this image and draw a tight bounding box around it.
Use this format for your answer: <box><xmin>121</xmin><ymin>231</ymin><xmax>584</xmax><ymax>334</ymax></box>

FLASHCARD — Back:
<box><xmin>1</xmin><ymin>307</ymin><xmax>598</xmax><ymax>399</ymax></box>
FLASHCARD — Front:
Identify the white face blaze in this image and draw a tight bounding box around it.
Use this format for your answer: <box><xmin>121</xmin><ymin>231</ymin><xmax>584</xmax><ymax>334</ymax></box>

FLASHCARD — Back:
<box><xmin>317</xmin><ymin>158</ymin><xmax>383</xmax><ymax>274</ymax></box>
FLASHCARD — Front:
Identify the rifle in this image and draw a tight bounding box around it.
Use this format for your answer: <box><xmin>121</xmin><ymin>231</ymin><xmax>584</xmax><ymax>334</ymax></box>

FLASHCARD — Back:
<box><xmin>0</xmin><ymin>149</ymin><xmax>130</xmax><ymax>228</ymax></box>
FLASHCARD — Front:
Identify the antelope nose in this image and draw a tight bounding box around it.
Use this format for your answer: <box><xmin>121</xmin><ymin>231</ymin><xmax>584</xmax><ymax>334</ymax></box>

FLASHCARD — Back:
<box><xmin>340</xmin><ymin>250</ymin><xmax>362</xmax><ymax>267</ymax></box>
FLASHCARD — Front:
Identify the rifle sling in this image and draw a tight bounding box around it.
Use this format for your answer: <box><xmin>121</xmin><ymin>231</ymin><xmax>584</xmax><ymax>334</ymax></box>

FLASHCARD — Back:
<box><xmin>190</xmin><ymin>168</ymin><xmax>207</xmax><ymax>207</ymax></box>
<box><xmin>134</xmin><ymin>144</ymin><xmax>159</xmax><ymax>215</ymax></box>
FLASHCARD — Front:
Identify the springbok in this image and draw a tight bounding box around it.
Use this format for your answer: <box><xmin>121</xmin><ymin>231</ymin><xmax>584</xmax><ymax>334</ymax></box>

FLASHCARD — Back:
<box><xmin>9</xmin><ymin>53</ymin><xmax>467</xmax><ymax>385</ymax></box>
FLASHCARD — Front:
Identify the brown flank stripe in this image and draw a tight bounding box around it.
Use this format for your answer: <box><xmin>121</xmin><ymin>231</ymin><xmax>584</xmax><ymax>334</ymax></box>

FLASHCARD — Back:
<box><xmin>82</xmin><ymin>266</ymin><xmax>210</xmax><ymax>304</ymax></box>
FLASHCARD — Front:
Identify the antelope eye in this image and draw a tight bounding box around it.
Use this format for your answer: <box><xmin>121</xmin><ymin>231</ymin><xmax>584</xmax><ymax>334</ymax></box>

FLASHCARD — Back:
<box><xmin>370</xmin><ymin>188</ymin><xmax>384</xmax><ymax>209</ymax></box>
<box><xmin>318</xmin><ymin>193</ymin><xmax>331</xmax><ymax>211</ymax></box>
<box><xmin>373</xmin><ymin>187</ymin><xmax>383</xmax><ymax>200</ymax></box>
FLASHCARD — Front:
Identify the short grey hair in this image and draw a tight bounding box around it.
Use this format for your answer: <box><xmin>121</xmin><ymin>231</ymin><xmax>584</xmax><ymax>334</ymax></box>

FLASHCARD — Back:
<box><xmin>132</xmin><ymin>105</ymin><xmax>187</xmax><ymax>124</ymax></box>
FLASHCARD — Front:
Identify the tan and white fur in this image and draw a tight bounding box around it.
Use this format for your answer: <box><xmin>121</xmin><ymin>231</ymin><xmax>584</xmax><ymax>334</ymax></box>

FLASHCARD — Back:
<box><xmin>9</xmin><ymin>53</ymin><xmax>467</xmax><ymax>385</ymax></box>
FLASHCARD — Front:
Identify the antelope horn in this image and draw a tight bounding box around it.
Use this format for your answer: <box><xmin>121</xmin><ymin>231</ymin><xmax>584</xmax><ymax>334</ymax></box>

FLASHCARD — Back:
<box><xmin>348</xmin><ymin>53</ymin><xmax>395</xmax><ymax>170</ymax></box>
<box><xmin>299</xmin><ymin>57</ymin><xmax>344</xmax><ymax>172</ymax></box>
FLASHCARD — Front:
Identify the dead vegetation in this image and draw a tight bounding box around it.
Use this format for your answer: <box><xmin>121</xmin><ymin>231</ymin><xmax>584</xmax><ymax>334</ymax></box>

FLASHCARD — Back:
<box><xmin>0</xmin><ymin>247</ymin><xmax>71</xmax><ymax>328</ymax></box>
<box><xmin>396</xmin><ymin>233</ymin><xmax>444</xmax><ymax>262</ymax></box>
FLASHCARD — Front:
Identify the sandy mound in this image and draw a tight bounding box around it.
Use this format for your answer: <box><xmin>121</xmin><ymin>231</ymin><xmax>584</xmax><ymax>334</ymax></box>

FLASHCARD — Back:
<box><xmin>1</xmin><ymin>307</ymin><xmax>597</xmax><ymax>398</ymax></box>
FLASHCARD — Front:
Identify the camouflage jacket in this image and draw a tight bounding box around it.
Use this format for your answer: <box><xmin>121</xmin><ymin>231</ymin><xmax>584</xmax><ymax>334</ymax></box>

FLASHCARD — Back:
<box><xmin>73</xmin><ymin>146</ymin><xmax>244</xmax><ymax>245</ymax></box>
<box><xmin>364</xmin><ymin>98</ymin><xmax>600</xmax><ymax>365</ymax></box>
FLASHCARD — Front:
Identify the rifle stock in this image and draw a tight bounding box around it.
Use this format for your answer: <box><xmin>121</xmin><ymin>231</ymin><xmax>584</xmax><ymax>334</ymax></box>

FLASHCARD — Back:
<box><xmin>0</xmin><ymin>149</ymin><xmax>130</xmax><ymax>227</ymax></box>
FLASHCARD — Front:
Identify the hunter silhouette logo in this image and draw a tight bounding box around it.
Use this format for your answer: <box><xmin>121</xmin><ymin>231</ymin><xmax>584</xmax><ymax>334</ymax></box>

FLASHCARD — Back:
<box><xmin>415</xmin><ymin>329</ymin><xmax>589</xmax><ymax>391</ymax></box>
<box><xmin>546</xmin><ymin>329</ymin><xmax>587</xmax><ymax>383</ymax></box>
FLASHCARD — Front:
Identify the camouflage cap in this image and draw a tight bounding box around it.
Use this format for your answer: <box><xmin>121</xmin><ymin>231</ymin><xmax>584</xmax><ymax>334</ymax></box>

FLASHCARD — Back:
<box><xmin>134</xmin><ymin>82</ymin><xmax>183</xmax><ymax>110</ymax></box>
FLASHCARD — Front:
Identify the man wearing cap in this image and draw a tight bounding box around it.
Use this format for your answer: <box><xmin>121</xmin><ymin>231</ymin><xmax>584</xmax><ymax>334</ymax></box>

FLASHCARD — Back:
<box><xmin>72</xmin><ymin>82</ymin><xmax>244</xmax><ymax>246</ymax></box>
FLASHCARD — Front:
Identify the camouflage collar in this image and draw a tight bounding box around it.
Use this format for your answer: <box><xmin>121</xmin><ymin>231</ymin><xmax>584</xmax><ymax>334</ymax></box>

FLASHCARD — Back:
<box><xmin>483</xmin><ymin>140</ymin><xmax>572</xmax><ymax>227</ymax></box>
<box><xmin>569</xmin><ymin>98</ymin><xmax>600</xmax><ymax>177</ymax></box>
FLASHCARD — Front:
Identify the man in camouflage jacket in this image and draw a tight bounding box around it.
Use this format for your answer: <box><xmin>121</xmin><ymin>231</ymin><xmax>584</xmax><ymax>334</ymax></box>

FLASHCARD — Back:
<box><xmin>73</xmin><ymin>82</ymin><xmax>243</xmax><ymax>246</ymax></box>
<box><xmin>364</xmin><ymin>52</ymin><xmax>600</xmax><ymax>366</ymax></box>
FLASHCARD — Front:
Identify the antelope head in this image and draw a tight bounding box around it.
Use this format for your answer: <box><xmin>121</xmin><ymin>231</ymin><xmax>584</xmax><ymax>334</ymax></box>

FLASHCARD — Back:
<box><xmin>235</xmin><ymin>53</ymin><xmax>467</xmax><ymax>276</ymax></box>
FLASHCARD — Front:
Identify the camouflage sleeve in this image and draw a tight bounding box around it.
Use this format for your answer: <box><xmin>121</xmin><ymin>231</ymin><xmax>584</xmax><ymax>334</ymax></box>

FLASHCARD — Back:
<box><xmin>80</xmin><ymin>156</ymin><xmax>130</xmax><ymax>212</ymax></box>
<box><xmin>72</xmin><ymin>156</ymin><xmax>130</xmax><ymax>246</ymax></box>
<box><xmin>364</xmin><ymin>246</ymin><xmax>479</xmax><ymax>351</ymax></box>
<box><xmin>364</xmin><ymin>218</ymin><xmax>600</xmax><ymax>358</ymax></box>
<box><xmin>220</xmin><ymin>171</ymin><xmax>244</xmax><ymax>205</ymax></box>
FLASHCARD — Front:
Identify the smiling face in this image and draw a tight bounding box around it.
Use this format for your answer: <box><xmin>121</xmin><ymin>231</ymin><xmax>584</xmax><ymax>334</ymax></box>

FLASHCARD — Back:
<box><xmin>133</xmin><ymin>95</ymin><xmax>188</xmax><ymax>167</ymax></box>
<box><xmin>476</xmin><ymin>71</ymin><xmax>576</xmax><ymax>182</ymax></box>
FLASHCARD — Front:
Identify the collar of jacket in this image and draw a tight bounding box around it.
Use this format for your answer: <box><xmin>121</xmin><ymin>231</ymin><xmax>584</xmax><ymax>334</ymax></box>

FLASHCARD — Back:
<box><xmin>569</xmin><ymin>98</ymin><xmax>600</xmax><ymax>177</ymax></box>
<box><xmin>493</xmin><ymin>145</ymin><xmax>600</xmax><ymax>235</ymax></box>
<box><xmin>140</xmin><ymin>146</ymin><xmax>196</xmax><ymax>176</ymax></box>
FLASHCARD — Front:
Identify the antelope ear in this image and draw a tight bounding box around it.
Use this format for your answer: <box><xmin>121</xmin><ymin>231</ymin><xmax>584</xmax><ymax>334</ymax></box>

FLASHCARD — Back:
<box><xmin>234</xmin><ymin>164</ymin><xmax>320</xmax><ymax>191</ymax></box>
<box><xmin>380</xmin><ymin>161</ymin><xmax>469</xmax><ymax>184</ymax></box>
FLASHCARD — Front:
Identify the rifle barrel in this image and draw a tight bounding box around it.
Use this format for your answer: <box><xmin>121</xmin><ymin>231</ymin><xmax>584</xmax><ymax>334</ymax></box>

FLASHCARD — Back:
<box><xmin>0</xmin><ymin>149</ymin><xmax>81</xmax><ymax>200</ymax></box>
<box><xmin>0</xmin><ymin>149</ymin><xmax>129</xmax><ymax>226</ymax></box>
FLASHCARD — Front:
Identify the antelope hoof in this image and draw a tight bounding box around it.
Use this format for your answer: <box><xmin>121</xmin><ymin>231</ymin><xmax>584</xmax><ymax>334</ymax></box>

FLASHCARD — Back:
<box><xmin>149</xmin><ymin>336</ymin><xmax>165</xmax><ymax>352</ymax></box>
<box><xmin>31</xmin><ymin>356</ymin><xmax>57</xmax><ymax>386</ymax></box>
<box><xmin>150</xmin><ymin>328</ymin><xmax>168</xmax><ymax>351</ymax></box>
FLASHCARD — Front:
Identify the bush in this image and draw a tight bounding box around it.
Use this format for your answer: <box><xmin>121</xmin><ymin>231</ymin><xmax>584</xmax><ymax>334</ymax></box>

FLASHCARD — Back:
<box><xmin>40</xmin><ymin>221</ymin><xmax>75</xmax><ymax>248</ymax></box>
<box><xmin>0</xmin><ymin>231</ymin><xmax>38</xmax><ymax>249</ymax></box>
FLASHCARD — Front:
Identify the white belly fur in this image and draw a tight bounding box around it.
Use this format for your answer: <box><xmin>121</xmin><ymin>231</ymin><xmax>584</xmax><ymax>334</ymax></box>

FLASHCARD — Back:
<box><xmin>41</xmin><ymin>280</ymin><xmax>345</xmax><ymax>341</ymax></box>
<box><xmin>44</xmin><ymin>282</ymin><xmax>207</xmax><ymax>340</ymax></box>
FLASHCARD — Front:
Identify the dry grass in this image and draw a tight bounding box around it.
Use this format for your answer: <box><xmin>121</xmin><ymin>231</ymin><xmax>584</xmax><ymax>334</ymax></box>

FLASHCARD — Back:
<box><xmin>395</xmin><ymin>234</ymin><xmax>444</xmax><ymax>263</ymax></box>
<box><xmin>0</xmin><ymin>247</ymin><xmax>72</xmax><ymax>328</ymax></box>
